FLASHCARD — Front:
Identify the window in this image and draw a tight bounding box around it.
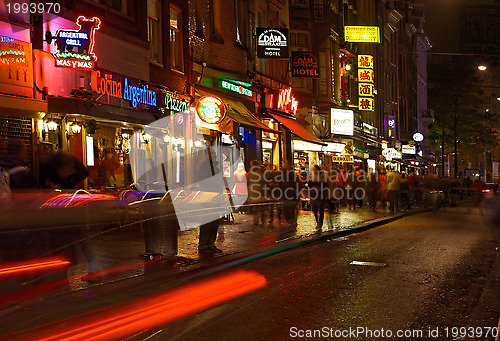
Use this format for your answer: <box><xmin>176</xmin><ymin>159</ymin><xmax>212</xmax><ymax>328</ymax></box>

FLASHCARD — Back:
<box><xmin>111</xmin><ymin>0</ymin><xmax>128</xmax><ymax>14</ymax></box>
<box><xmin>147</xmin><ymin>0</ymin><xmax>162</xmax><ymax>63</ymax></box>
<box><xmin>170</xmin><ymin>6</ymin><xmax>184</xmax><ymax>72</ymax></box>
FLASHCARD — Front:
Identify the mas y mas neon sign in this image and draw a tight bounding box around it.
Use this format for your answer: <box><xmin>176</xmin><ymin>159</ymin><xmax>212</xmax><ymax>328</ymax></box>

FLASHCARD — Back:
<box><xmin>52</xmin><ymin>16</ymin><xmax>101</xmax><ymax>70</ymax></box>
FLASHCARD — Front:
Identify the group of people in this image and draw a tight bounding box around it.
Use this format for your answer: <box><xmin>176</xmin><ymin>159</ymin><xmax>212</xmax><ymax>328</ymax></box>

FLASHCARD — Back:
<box><xmin>230</xmin><ymin>162</ymin><xmax>447</xmax><ymax>230</ymax></box>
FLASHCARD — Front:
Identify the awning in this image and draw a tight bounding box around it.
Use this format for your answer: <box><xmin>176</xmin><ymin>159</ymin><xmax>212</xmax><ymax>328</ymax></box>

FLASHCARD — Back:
<box><xmin>0</xmin><ymin>93</ymin><xmax>47</xmax><ymax>118</ymax></box>
<box><xmin>223</xmin><ymin>98</ymin><xmax>279</xmax><ymax>134</ymax></box>
<box><xmin>268</xmin><ymin>112</ymin><xmax>325</xmax><ymax>145</ymax></box>
<box><xmin>194</xmin><ymin>89</ymin><xmax>279</xmax><ymax>133</ymax></box>
<box><xmin>48</xmin><ymin>97</ymin><xmax>156</xmax><ymax>125</ymax></box>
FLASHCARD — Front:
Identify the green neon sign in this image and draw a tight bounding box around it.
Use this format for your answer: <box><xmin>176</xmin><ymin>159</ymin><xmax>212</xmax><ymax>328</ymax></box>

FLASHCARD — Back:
<box><xmin>220</xmin><ymin>80</ymin><xmax>252</xmax><ymax>97</ymax></box>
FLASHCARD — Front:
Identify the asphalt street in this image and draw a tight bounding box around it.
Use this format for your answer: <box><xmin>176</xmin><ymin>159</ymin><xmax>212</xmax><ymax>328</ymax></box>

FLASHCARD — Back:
<box><xmin>148</xmin><ymin>204</ymin><xmax>500</xmax><ymax>341</ymax></box>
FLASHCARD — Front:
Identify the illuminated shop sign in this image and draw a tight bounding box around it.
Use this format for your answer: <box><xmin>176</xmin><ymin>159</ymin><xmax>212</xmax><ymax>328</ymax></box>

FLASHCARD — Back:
<box><xmin>50</xmin><ymin>16</ymin><xmax>101</xmax><ymax>70</ymax></box>
<box><xmin>91</xmin><ymin>70</ymin><xmax>122</xmax><ymax>98</ymax></box>
<box><xmin>359</xmin><ymin>98</ymin><xmax>374</xmax><ymax>111</ymax></box>
<box><xmin>358</xmin><ymin>69</ymin><xmax>374</xmax><ymax>83</ymax></box>
<box><xmin>256</xmin><ymin>28</ymin><xmax>289</xmax><ymax>58</ymax></box>
<box><xmin>344</xmin><ymin>26</ymin><xmax>380</xmax><ymax>43</ymax></box>
<box><xmin>358</xmin><ymin>54</ymin><xmax>374</xmax><ymax>112</ymax></box>
<box><xmin>359</xmin><ymin>83</ymin><xmax>374</xmax><ymax>96</ymax></box>
<box><xmin>382</xmin><ymin>148</ymin><xmax>402</xmax><ymax>159</ymax></box>
<box><xmin>220</xmin><ymin>80</ymin><xmax>252</xmax><ymax>97</ymax></box>
<box><xmin>197</xmin><ymin>96</ymin><xmax>226</xmax><ymax>124</ymax></box>
<box><xmin>362</xmin><ymin>123</ymin><xmax>378</xmax><ymax>136</ymax></box>
<box><xmin>165</xmin><ymin>92</ymin><xmax>190</xmax><ymax>113</ymax></box>
<box><xmin>358</xmin><ymin>55</ymin><xmax>373</xmax><ymax>68</ymax></box>
<box><xmin>291</xmin><ymin>51</ymin><xmax>319</xmax><ymax>78</ymax></box>
<box><xmin>0</xmin><ymin>36</ymin><xmax>33</xmax><ymax>89</ymax></box>
<box><xmin>331</xmin><ymin>109</ymin><xmax>354</xmax><ymax>136</ymax></box>
<box><xmin>385</xmin><ymin>115</ymin><xmax>396</xmax><ymax>138</ymax></box>
<box><xmin>276</xmin><ymin>88</ymin><xmax>298</xmax><ymax>115</ymax></box>
<box><xmin>402</xmin><ymin>145</ymin><xmax>416</xmax><ymax>154</ymax></box>
<box><xmin>413</xmin><ymin>132</ymin><xmax>424</xmax><ymax>142</ymax></box>
<box><xmin>123</xmin><ymin>78</ymin><xmax>157</xmax><ymax>108</ymax></box>
<box><xmin>332</xmin><ymin>155</ymin><xmax>354</xmax><ymax>163</ymax></box>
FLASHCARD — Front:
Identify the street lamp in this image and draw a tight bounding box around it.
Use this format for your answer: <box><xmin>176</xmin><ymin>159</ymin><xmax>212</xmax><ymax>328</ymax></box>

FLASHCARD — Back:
<box><xmin>478</xmin><ymin>65</ymin><xmax>487</xmax><ymax>71</ymax></box>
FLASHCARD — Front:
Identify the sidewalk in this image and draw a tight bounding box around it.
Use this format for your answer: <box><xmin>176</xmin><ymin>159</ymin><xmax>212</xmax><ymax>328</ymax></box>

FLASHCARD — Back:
<box><xmin>67</xmin><ymin>204</ymin><xmax>426</xmax><ymax>289</ymax></box>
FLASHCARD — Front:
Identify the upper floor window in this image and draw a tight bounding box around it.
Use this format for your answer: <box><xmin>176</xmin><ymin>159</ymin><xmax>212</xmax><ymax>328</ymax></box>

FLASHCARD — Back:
<box><xmin>147</xmin><ymin>0</ymin><xmax>162</xmax><ymax>63</ymax></box>
<box><xmin>170</xmin><ymin>5</ymin><xmax>184</xmax><ymax>72</ymax></box>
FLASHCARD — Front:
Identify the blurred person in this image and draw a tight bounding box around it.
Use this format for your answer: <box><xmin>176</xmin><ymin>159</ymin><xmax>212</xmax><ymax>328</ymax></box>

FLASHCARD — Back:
<box><xmin>345</xmin><ymin>168</ymin><xmax>360</xmax><ymax>210</ymax></box>
<box><xmin>354</xmin><ymin>166</ymin><xmax>364</xmax><ymax>208</ymax></box>
<box><xmin>471</xmin><ymin>179</ymin><xmax>483</xmax><ymax>207</ymax></box>
<box><xmin>449</xmin><ymin>178</ymin><xmax>461</xmax><ymax>207</ymax></box>
<box><xmin>308</xmin><ymin>165</ymin><xmax>328</xmax><ymax>230</ymax></box>
<box><xmin>365</xmin><ymin>168</ymin><xmax>380</xmax><ymax>212</ymax></box>
<box><xmin>379</xmin><ymin>168</ymin><xmax>388</xmax><ymax>208</ymax></box>
<box><xmin>232</xmin><ymin>162</ymin><xmax>248</xmax><ymax>213</ymax></box>
<box><xmin>265</xmin><ymin>164</ymin><xmax>280</xmax><ymax>223</ymax></box>
<box><xmin>407</xmin><ymin>171</ymin><xmax>417</xmax><ymax>205</ymax></box>
<box><xmin>279</xmin><ymin>161</ymin><xmax>299</xmax><ymax>228</ymax></box>
<box><xmin>385</xmin><ymin>166</ymin><xmax>402</xmax><ymax>212</ymax></box>
<box><xmin>327</xmin><ymin>167</ymin><xmax>341</xmax><ymax>214</ymax></box>
<box><xmin>39</xmin><ymin>150</ymin><xmax>89</xmax><ymax>189</ymax></box>
<box><xmin>248</xmin><ymin>160</ymin><xmax>266</xmax><ymax>225</ymax></box>
<box><xmin>0</xmin><ymin>139</ymin><xmax>36</xmax><ymax>189</ymax></box>
<box><xmin>400</xmin><ymin>173</ymin><xmax>410</xmax><ymax>210</ymax></box>
<box><xmin>197</xmin><ymin>148</ymin><xmax>224</xmax><ymax>255</ymax></box>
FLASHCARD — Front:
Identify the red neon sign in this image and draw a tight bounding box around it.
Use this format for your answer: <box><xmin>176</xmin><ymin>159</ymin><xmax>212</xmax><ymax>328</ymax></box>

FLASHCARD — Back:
<box><xmin>277</xmin><ymin>88</ymin><xmax>298</xmax><ymax>115</ymax></box>
<box><xmin>196</xmin><ymin>96</ymin><xmax>226</xmax><ymax>124</ymax></box>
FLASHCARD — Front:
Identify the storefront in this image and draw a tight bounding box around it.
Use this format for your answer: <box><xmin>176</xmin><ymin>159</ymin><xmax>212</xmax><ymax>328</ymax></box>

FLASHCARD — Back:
<box><xmin>1</xmin><ymin>23</ymin><xmax>47</xmax><ymax>178</ymax></box>
<box><xmin>193</xmin><ymin>86</ymin><xmax>279</xmax><ymax>187</ymax></box>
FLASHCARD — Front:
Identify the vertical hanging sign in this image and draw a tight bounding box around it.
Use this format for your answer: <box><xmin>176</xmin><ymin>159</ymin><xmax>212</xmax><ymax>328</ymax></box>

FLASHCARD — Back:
<box><xmin>358</xmin><ymin>54</ymin><xmax>374</xmax><ymax>111</ymax></box>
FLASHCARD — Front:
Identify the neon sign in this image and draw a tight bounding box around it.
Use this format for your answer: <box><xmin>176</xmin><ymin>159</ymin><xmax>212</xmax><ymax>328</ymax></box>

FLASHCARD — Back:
<box><xmin>196</xmin><ymin>96</ymin><xmax>226</xmax><ymax>124</ymax></box>
<box><xmin>220</xmin><ymin>80</ymin><xmax>252</xmax><ymax>97</ymax></box>
<box><xmin>277</xmin><ymin>88</ymin><xmax>298</xmax><ymax>115</ymax></box>
<box><xmin>123</xmin><ymin>78</ymin><xmax>157</xmax><ymax>108</ymax></box>
<box><xmin>164</xmin><ymin>92</ymin><xmax>190</xmax><ymax>113</ymax></box>
<box><xmin>344</xmin><ymin>26</ymin><xmax>380</xmax><ymax>43</ymax></box>
<box><xmin>91</xmin><ymin>70</ymin><xmax>122</xmax><ymax>99</ymax></box>
<box><xmin>51</xmin><ymin>16</ymin><xmax>101</xmax><ymax>70</ymax></box>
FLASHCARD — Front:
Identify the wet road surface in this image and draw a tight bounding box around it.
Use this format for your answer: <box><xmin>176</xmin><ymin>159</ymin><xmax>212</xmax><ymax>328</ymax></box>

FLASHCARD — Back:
<box><xmin>149</xmin><ymin>205</ymin><xmax>500</xmax><ymax>341</ymax></box>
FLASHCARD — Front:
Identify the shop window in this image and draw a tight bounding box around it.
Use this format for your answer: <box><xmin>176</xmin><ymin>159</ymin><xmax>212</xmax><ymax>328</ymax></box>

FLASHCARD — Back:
<box><xmin>147</xmin><ymin>0</ymin><xmax>162</xmax><ymax>64</ymax></box>
<box><xmin>170</xmin><ymin>5</ymin><xmax>185</xmax><ymax>72</ymax></box>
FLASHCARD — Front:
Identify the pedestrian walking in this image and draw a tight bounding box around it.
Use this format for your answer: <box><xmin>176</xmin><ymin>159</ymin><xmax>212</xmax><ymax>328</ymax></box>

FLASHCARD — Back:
<box><xmin>196</xmin><ymin>148</ymin><xmax>224</xmax><ymax>255</ymax></box>
<box><xmin>385</xmin><ymin>166</ymin><xmax>402</xmax><ymax>212</ymax></box>
<box><xmin>279</xmin><ymin>161</ymin><xmax>299</xmax><ymax>228</ymax></box>
<box><xmin>232</xmin><ymin>162</ymin><xmax>248</xmax><ymax>213</ymax></box>
<box><xmin>365</xmin><ymin>168</ymin><xmax>380</xmax><ymax>212</ymax></box>
<box><xmin>308</xmin><ymin>165</ymin><xmax>327</xmax><ymax>230</ymax></box>
<box><xmin>247</xmin><ymin>160</ymin><xmax>266</xmax><ymax>225</ymax></box>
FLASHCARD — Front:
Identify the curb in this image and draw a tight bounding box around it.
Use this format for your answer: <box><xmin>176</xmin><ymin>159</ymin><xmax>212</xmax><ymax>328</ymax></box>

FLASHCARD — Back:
<box><xmin>172</xmin><ymin>208</ymin><xmax>432</xmax><ymax>281</ymax></box>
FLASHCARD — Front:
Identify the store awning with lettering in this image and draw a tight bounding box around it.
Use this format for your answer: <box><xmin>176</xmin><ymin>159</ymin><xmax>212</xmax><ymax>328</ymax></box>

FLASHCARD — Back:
<box><xmin>268</xmin><ymin>112</ymin><xmax>325</xmax><ymax>145</ymax></box>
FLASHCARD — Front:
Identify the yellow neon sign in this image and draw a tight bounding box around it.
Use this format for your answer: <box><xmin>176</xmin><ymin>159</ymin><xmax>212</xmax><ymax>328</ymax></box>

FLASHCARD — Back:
<box><xmin>345</xmin><ymin>26</ymin><xmax>380</xmax><ymax>43</ymax></box>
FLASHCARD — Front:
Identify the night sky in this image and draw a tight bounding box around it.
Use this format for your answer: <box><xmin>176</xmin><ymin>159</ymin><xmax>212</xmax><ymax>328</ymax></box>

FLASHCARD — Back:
<box><xmin>423</xmin><ymin>0</ymin><xmax>466</xmax><ymax>53</ymax></box>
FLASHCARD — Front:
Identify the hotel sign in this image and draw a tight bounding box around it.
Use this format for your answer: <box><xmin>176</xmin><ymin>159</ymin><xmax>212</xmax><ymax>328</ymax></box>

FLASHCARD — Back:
<box><xmin>344</xmin><ymin>26</ymin><xmax>380</xmax><ymax>43</ymax></box>
<box><xmin>257</xmin><ymin>28</ymin><xmax>289</xmax><ymax>58</ymax></box>
<box><xmin>291</xmin><ymin>51</ymin><xmax>319</xmax><ymax>78</ymax></box>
